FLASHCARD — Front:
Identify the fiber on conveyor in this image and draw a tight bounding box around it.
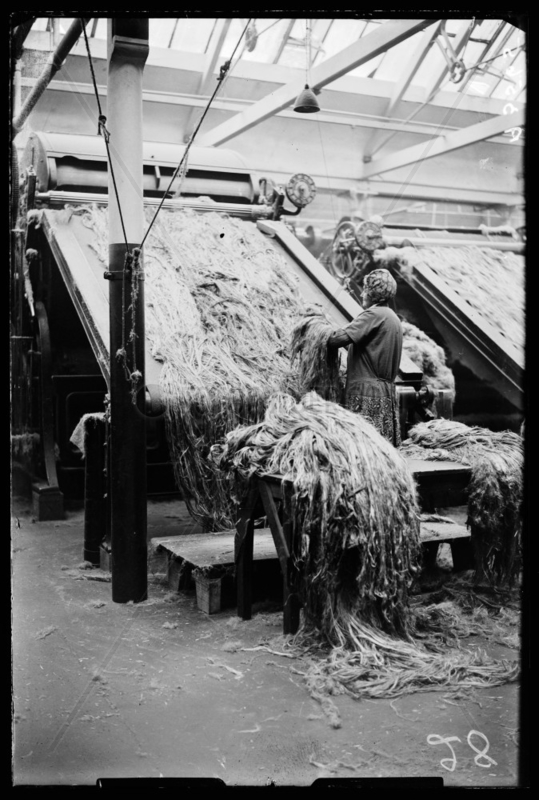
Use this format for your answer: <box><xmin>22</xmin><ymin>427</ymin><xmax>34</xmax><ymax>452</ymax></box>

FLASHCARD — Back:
<box><xmin>80</xmin><ymin>204</ymin><xmax>309</xmax><ymax>530</ymax></box>
<box><xmin>374</xmin><ymin>244</ymin><xmax>525</xmax><ymax>356</ymax></box>
<box><xmin>401</xmin><ymin>320</ymin><xmax>455</xmax><ymax>398</ymax></box>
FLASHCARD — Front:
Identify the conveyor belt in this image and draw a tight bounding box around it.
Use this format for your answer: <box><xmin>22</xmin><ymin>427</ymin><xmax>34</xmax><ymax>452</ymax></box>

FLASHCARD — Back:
<box><xmin>394</xmin><ymin>256</ymin><xmax>524</xmax><ymax>409</ymax></box>
<box><xmin>37</xmin><ymin>207</ymin><xmax>422</xmax><ymax>389</ymax></box>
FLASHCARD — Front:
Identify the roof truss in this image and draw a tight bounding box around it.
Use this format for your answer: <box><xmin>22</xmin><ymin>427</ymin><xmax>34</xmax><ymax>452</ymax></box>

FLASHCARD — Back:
<box><xmin>363</xmin><ymin>21</ymin><xmax>442</xmax><ymax>159</ymax></box>
<box><xmin>360</xmin><ymin>109</ymin><xmax>524</xmax><ymax>179</ymax></box>
<box><xmin>198</xmin><ymin>18</ymin><xmax>433</xmax><ymax>147</ymax></box>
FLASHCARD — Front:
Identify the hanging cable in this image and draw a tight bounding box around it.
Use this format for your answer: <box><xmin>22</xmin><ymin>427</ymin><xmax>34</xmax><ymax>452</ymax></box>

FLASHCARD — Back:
<box><xmin>315</xmin><ymin>117</ymin><xmax>338</xmax><ymax>224</ymax></box>
<box><xmin>80</xmin><ymin>20</ymin><xmax>130</xmax><ymax>255</ymax></box>
<box><xmin>218</xmin><ymin>18</ymin><xmax>284</xmax><ymax>102</ymax></box>
<box><xmin>467</xmin><ymin>43</ymin><xmax>524</xmax><ymax>73</ymax></box>
<box><xmin>139</xmin><ymin>18</ymin><xmax>252</xmax><ymax>250</ymax></box>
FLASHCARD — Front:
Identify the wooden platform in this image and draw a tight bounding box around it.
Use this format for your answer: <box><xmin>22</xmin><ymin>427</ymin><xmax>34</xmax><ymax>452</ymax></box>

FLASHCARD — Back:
<box><xmin>153</xmin><ymin>528</ymin><xmax>276</xmax><ymax>570</ymax></box>
<box><xmin>152</xmin><ymin>518</ymin><xmax>473</xmax><ymax>614</ymax></box>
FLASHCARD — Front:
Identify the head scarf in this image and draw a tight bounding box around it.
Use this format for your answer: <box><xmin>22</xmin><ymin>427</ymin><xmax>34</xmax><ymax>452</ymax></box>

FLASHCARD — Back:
<box><xmin>363</xmin><ymin>269</ymin><xmax>397</xmax><ymax>303</ymax></box>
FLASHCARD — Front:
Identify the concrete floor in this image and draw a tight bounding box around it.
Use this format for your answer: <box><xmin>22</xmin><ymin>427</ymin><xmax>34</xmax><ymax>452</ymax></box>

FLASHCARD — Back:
<box><xmin>12</xmin><ymin>495</ymin><xmax>522</xmax><ymax>788</ymax></box>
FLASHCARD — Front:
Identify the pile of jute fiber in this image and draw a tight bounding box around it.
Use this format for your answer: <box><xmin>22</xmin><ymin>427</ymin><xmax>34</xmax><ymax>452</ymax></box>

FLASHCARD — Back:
<box><xmin>215</xmin><ymin>391</ymin><xmax>422</xmax><ymax>638</ymax></box>
<box><xmin>400</xmin><ymin>319</ymin><xmax>455</xmax><ymax>398</ymax></box>
<box><xmin>215</xmin><ymin>392</ymin><xmax>518</xmax><ymax>714</ymax></box>
<box><xmin>401</xmin><ymin>418</ymin><xmax>523</xmax><ymax>587</ymax></box>
<box><xmin>290</xmin><ymin>313</ymin><xmax>345</xmax><ymax>403</ymax></box>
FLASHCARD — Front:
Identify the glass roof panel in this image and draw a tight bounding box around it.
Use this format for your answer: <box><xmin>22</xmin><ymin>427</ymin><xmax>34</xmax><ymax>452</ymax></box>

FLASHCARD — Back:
<box><xmin>169</xmin><ymin>17</ymin><xmax>215</xmax><ymax>53</ymax></box>
<box><xmin>372</xmin><ymin>31</ymin><xmax>427</xmax><ymax>81</ymax></box>
<box><xmin>445</xmin><ymin>18</ymin><xmax>467</xmax><ymax>35</ymax></box>
<box><xmin>150</xmin><ymin>18</ymin><xmax>181</xmax><ymax>49</ymax></box>
<box><xmin>409</xmin><ymin>42</ymin><xmax>446</xmax><ymax>88</ymax></box>
<box><xmin>31</xmin><ymin>18</ymin><xmax>50</xmax><ymax>32</ymax></box>
<box><xmin>220</xmin><ymin>18</ymin><xmax>251</xmax><ymax>60</ymax></box>
<box><xmin>478</xmin><ymin>22</ymin><xmax>511</xmax><ymax>65</ymax></box>
<box><xmin>349</xmin><ymin>53</ymin><xmax>384</xmax><ymax>78</ymax></box>
<box><xmin>277</xmin><ymin>19</ymin><xmax>308</xmax><ymax>68</ymax></box>
<box><xmin>93</xmin><ymin>18</ymin><xmax>107</xmax><ymax>39</ymax></box>
<box><xmin>473</xmin><ymin>19</ymin><xmax>501</xmax><ymax>39</ymax></box>
<box><xmin>316</xmin><ymin>19</ymin><xmax>365</xmax><ymax>61</ymax></box>
<box><xmin>461</xmin><ymin>39</ymin><xmax>483</xmax><ymax>70</ymax></box>
<box><xmin>310</xmin><ymin>17</ymin><xmax>334</xmax><ymax>59</ymax></box>
<box><xmin>362</xmin><ymin>20</ymin><xmax>383</xmax><ymax>37</ymax></box>
<box><xmin>240</xmin><ymin>19</ymin><xmax>291</xmax><ymax>63</ymax></box>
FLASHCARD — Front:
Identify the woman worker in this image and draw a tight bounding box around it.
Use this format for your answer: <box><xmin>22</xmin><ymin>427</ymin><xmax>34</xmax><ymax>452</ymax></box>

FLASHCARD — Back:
<box><xmin>327</xmin><ymin>268</ymin><xmax>402</xmax><ymax>446</ymax></box>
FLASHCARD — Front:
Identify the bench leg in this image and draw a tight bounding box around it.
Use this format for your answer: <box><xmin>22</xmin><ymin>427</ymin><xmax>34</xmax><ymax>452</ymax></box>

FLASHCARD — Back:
<box><xmin>282</xmin><ymin>518</ymin><xmax>301</xmax><ymax>635</ymax></box>
<box><xmin>283</xmin><ymin>570</ymin><xmax>301</xmax><ymax>635</ymax></box>
<box><xmin>422</xmin><ymin>541</ymin><xmax>439</xmax><ymax>569</ymax></box>
<box><xmin>450</xmin><ymin>537</ymin><xmax>475</xmax><ymax>572</ymax></box>
<box><xmin>195</xmin><ymin>575</ymin><xmax>222</xmax><ymax>615</ymax></box>
<box><xmin>167</xmin><ymin>556</ymin><xmax>192</xmax><ymax>592</ymax></box>
<box><xmin>235</xmin><ymin>483</ymin><xmax>263</xmax><ymax>621</ymax></box>
<box><xmin>236</xmin><ymin>518</ymin><xmax>254</xmax><ymax>620</ymax></box>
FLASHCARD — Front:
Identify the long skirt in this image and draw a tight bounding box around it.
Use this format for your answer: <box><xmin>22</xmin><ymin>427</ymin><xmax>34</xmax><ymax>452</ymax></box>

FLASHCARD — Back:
<box><xmin>346</xmin><ymin>379</ymin><xmax>401</xmax><ymax>447</ymax></box>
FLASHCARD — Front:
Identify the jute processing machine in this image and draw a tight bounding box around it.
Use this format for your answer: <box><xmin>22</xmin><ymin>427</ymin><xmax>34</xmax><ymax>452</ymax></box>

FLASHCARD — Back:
<box><xmin>12</xmin><ymin>131</ymin><xmax>453</xmax><ymax>519</ymax></box>
<box><xmin>297</xmin><ymin>214</ymin><xmax>525</xmax><ymax>413</ymax></box>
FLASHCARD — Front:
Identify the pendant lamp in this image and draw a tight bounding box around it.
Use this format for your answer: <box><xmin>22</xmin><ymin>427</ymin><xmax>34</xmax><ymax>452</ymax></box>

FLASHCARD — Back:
<box><xmin>293</xmin><ymin>20</ymin><xmax>320</xmax><ymax>114</ymax></box>
<box><xmin>293</xmin><ymin>84</ymin><xmax>320</xmax><ymax>113</ymax></box>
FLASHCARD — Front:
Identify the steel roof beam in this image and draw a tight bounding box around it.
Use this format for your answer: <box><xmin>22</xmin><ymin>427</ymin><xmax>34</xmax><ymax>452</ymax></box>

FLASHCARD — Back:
<box><xmin>29</xmin><ymin>76</ymin><xmax>524</xmax><ymax>148</ymax></box>
<box><xmin>361</xmin><ymin>109</ymin><xmax>524</xmax><ymax>179</ymax></box>
<box><xmin>273</xmin><ymin>19</ymin><xmax>295</xmax><ymax>63</ymax></box>
<box><xmin>423</xmin><ymin>19</ymin><xmax>477</xmax><ymax>101</ymax></box>
<box><xmin>12</xmin><ymin>17</ymin><xmax>37</xmax><ymax>60</ymax></box>
<box><xmin>457</xmin><ymin>20</ymin><xmax>506</xmax><ymax>94</ymax></box>
<box><xmin>364</xmin><ymin>21</ymin><xmax>441</xmax><ymax>159</ymax></box>
<box><xmin>198</xmin><ymin>18</ymin><xmax>433</xmax><ymax>147</ymax></box>
<box><xmin>184</xmin><ymin>18</ymin><xmax>232</xmax><ymax>139</ymax></box>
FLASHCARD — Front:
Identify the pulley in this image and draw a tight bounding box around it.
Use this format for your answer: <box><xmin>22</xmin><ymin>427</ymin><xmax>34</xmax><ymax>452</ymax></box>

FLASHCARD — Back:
<box><xmin>285</xmin><ymin>174</ymin><xmax>316</xmax><ymax>208</ymax></box>
<box><xmin>354</xmin><ymin>220</ymin><xmax>384</xmax><ymax>252</ymax></box>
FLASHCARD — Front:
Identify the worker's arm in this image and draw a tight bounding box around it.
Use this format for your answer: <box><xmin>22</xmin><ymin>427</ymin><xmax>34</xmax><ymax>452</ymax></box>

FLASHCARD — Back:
<box><xmin>328</xmin><ymin>309</ymin><xmax>378</xmax><ymax>348</ymax></box>
<box><xmin>327</xmin><ymin>329</ymin><xmax>352</xmax><ymax>348</ymax></box>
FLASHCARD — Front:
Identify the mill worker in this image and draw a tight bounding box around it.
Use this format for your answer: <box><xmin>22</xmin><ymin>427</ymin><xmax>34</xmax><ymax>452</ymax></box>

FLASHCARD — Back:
<box><xmin>327</xmin><ymin>268</ymin><xmax>402</xmax><ymax>446</ymax></box>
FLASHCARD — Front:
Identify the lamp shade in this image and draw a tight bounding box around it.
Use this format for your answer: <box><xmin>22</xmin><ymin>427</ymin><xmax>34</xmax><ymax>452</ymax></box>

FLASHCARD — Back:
<box><xmin>293</xmin><ymin>84</ymin><xmax>320</xmax><ymax>114</ymax></box>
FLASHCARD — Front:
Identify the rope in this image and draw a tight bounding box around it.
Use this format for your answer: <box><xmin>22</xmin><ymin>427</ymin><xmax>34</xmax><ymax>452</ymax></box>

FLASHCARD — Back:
<box><xmin>80</xmin><ymin>20</ymin><xmax>130</xmax><ymax>254</ymax></box>
<box><xmin>139</xmin><ymin>17</ymin><xmax>252</xmax><ymax>250</ymax></box>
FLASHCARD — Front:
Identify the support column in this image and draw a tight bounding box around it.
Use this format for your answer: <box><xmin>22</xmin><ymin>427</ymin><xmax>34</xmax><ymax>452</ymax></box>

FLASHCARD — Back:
<box><xmin>107</xmin><ymin>19</ymin><xmax>149</xmax><ymax>603</ymax></box>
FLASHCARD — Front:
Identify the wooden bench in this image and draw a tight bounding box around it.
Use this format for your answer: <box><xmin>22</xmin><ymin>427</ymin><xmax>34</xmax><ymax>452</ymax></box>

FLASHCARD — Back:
<box><xmin>153</xmin><ymin>460</ymin><xmax>473</xmax><ymax>631</ymax></box>
<box><xmin>152</xmin><ymin>517</ymin><xmax>472</xmax><ymax>617</ymax></box>
<box><xmin>152</xmin><ymin>527</ymin><xmax>276</xmax><ymax>595</ymax></box>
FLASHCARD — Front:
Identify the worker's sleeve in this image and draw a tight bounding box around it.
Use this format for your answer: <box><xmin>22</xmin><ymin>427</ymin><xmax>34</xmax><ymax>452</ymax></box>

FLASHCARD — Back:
<box><xmin>343</xmin><ymin>309</ymin><xmax>380</xmax><ymax>344</ymax></box>
<box><xmin>327</xmin><ymin>329</ymin><xmax>352</xmax><ymax>348</ymax></box>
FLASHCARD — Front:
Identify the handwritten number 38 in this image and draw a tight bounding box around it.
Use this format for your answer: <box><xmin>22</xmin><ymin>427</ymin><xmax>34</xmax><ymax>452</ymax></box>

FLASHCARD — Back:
<box><xmin>428</xmin><ymin>730</ymin><xmax>497</xmax><ymax>771</ymax></box>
